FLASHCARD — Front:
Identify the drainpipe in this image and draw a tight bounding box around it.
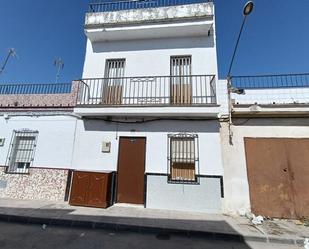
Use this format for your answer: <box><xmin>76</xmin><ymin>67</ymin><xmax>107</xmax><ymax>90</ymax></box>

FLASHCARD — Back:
<box><xmin>227</xmin><ymin>76</ymin><xmax>233</xmax><ymax>145</ymax></box>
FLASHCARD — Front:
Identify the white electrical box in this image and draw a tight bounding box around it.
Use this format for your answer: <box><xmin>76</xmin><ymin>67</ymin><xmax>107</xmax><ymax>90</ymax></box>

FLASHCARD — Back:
<box><xmin>0</xmin><ymin>138</ymin><xmax>5</xmax><ymax>147</ymax></box>
<box><xmin>101</xmin><ymin>141</ymin><xmax>111</xmax><ymax>153</ymax></box>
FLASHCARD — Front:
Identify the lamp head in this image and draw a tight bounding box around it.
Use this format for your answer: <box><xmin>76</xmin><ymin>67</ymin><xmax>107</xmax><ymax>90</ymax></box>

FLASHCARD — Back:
<box><xmin>243</xmin><ymin>1</ymin><xmax>254</xmax><ymax>16</ymax></box>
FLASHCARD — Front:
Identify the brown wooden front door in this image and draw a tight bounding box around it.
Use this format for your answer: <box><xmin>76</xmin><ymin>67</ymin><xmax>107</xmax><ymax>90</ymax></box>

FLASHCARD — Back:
<box><xmin>69</xmin><ymin>171</ymin><xmax>112</xmax><ymax>208</ymax></box>
<box><xmin>245</xmin><ymin>138</ymin><xmax>309</xmax><ymax>219</ymax></box>
<box><xmin>117</xmin><ymin>137</ymin><xmax>146</xmax><ymax>204</ymax></box>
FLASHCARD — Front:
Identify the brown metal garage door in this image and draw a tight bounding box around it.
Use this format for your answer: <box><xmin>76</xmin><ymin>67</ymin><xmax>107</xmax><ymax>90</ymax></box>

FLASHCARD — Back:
<box><xmin>69</xmin><ymin>171</ymin><xmax>112</xmax><ymax>208</ymax></box>
<box><xmin>117</xmin><ymin>137</ymin><xmax>146</xmax><ymax>204</ymax></box>
<box><xmin>245</xmin><ymin>138</ymin><xmax>309</xmax><ymax>219</ymax></box>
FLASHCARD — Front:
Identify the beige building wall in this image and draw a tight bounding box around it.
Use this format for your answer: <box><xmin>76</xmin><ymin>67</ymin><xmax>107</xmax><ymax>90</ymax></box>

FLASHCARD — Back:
<box><xmin>220</xmin><ymin>118</ymin><xmax>309</xmax><ymax>215</ymax></box>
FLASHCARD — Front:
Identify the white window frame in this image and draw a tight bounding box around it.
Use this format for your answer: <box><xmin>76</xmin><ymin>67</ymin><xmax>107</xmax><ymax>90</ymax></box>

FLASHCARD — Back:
<box><xmin>6</xmin><ymin>130</ymin><xmax>38</xmax><ymax>174</ymax></box>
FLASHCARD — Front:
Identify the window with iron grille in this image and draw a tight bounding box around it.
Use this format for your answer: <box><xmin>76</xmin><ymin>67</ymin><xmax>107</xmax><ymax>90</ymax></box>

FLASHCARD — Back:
<box><xmin>6</xmin><ymin>130</ymin><xmax>38</xmax><ymax>174</ymax></box>
<box><xmin>170</xmin><ymin>56</ymin><xmax>192</xmax><ymax>78</ymax></box>
<box><xmin>168</xmin><ymin>133</ymin><xmax>199</xmax><ymax>183</ymax></box>
<box><xmin>103</xmin><ymin>59</ymin><xmax>126</xmax><ymax>105</ymax></box>
<box><xmin>104</xmin><ymin>59</ymin><xmax>125</xmax><ymax>83</ymax></box>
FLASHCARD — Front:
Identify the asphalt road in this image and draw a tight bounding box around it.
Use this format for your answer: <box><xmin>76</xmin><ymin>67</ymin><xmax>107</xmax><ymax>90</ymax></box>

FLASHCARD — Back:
<box><xmin>0</xmin><ymin>221</ymin><xmax>299</xmax><ymax>249</ymax></box>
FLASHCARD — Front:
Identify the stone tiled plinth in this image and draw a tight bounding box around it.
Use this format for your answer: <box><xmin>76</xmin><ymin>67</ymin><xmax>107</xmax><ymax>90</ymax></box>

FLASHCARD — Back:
<box><xmin>0</xmin><ymin>166</ymin><xmax>69</xmax><ymax>201</ymax></box>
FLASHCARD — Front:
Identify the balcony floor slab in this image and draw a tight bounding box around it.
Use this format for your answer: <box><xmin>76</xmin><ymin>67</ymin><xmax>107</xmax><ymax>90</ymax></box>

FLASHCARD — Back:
<box><xmin>74</xmin><ymin>106</ymin><xmax>220</xmax><ymax>118</ymax></box>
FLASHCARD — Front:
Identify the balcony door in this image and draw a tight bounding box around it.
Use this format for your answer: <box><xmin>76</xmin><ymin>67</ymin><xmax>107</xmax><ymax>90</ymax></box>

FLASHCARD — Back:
<box><xmin>103</xmin><ymin>59</ymin><xmax>125</xmax><ymax>105</ymax></box>
<box><xmin>170</xmin><ymin>56</ymin><xmax>192</xmax><ymax>105</ymax></box>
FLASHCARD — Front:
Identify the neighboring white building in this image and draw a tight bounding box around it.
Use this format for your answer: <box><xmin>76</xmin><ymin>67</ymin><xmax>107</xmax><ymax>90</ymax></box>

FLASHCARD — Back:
<box><xmin>221</xmin><ymin>74</ymin><xmax>309</xmax><ymax>219</ymax></box>
<box><xmin>71</xmin><ymin>0</ymin><xmax>228</xmax><ymax>213</ymax></box>
<box><xmin>0</xmin><ymin>82</ymin><xmax>79</xmax><ymax>201</ymax></box>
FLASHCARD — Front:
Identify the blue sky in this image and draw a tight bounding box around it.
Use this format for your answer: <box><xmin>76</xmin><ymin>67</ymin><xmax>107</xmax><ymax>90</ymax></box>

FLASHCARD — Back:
<box><xmin>0</xmin><ymin>0</ymin><xmax>308</xmax><ymax>83</ymax></box>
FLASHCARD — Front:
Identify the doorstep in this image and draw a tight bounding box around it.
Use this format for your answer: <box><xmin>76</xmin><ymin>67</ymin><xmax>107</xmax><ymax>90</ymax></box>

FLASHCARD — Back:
<box><xmin>0</xmin><ymin>198</ymin><xmax>307</xmax><ymax>246</ymax></box>
<box><xmin>113</xmin><ymin>203</ymin><xmax>145</xmax><ymax>208</ymax></box>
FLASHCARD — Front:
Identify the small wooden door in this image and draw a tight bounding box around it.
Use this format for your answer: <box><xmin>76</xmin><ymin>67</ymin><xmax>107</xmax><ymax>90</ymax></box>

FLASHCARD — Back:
<box><xmin>69</xmin><ymin>171</ymin><xmax>112</xmax><ymax>208</ymax></box>
<box><xmin>69</xmin><ymin>171</ymin><xmax>89</xmax><ymax>206</ymax></box>
<box><xmin>117</xmin><ymin>137</ymin><xmax>146</xmax><ymax>204</ymax></box>
<box><xmin>103</xmin><ymin>85</ymin><xmax>123</xmax><ymax>105</ymax></box>
<box><xmin>171</xmin><ymin>84</ymin><xmax>192</xmax><ymax>105</ymax></box>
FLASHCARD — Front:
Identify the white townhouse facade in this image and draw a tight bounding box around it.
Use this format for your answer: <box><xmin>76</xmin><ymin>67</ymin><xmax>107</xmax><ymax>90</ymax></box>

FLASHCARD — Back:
<box><xmin>0</xmin><ymin>0</ymin><xmax>308</xmax><ymax>219</ymax></box>
<box><xmin>1</xmin><ymin>0</ymin><xmax>308</xmax><ymax>220</ymax></box>
<box><xmin>0</xmin><ymin>0</ymin><xmax>228</xmax><ymax>214</ymax></box>
<box><xmin>70</xmin><ymin>0</ymin><xmax>228</xmax><ymax>212</ymax></box>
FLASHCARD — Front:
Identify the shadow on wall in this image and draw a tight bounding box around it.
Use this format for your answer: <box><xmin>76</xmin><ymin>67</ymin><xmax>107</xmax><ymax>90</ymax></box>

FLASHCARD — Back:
<box><xmin>91</xmin><ymin>36</ymin><xmax>215</xmax><ymax>53</ymax></box>
<box><xmin>233</xmin><ymin>117</ymin><xmax>309</xmax><ymax>127</ymax></box>
<box><xmin>83</xmin><ymin>119</ymin><xmax>220</xmax><ymax>133</ymax></box>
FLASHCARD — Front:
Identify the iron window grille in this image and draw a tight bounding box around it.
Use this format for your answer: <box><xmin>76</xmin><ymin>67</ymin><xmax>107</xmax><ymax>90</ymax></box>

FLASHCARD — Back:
<box><xmin>104</xmin><ymin>59</ymin><xmax>126</xmax><ymax>82</ymax></box>
<box><xmin>6</xmin><ymin>130</ymin><xmax>38</xmax><ymax>174</ymax></box>
<box><xmin>170</xmin><ymin>56</ymin><xmax>192</xmax><ymax>78</ymax></box>
<box><xmin>167</xmin><ymin>133</ymin><xmax>199</xmax><ymax>184</ymax></box>
<box><xmin>102</xmin><ymin>59</ymin><xmax>126</xmax><ymax>105</ymax></box>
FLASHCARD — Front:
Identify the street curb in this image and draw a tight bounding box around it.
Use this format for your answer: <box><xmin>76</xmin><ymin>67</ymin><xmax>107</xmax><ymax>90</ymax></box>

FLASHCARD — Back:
<box><xmin>0</xmin><ymin>213</ymin><xmax>304</xmax><ymax>246</ymax></box>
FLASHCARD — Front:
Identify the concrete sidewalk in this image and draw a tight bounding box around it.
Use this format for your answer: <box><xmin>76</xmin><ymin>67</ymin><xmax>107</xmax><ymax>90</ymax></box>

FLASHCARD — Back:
<box><xmin>0</xmin><ymin>198</ymin><xmax>307</xmax><ymax>246</ymax></box>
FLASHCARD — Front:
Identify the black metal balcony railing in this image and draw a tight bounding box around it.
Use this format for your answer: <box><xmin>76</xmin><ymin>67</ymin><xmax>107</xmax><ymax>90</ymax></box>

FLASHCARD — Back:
<box><xmin>89</xmin><ymin>0</ymin><xmax>212</xmax><ymax>13</ymax></box>
<box><xmin>232</xmin><ymin>73</ymin><xmax>309</xmax><ymax>89</ymax></box>
<box><xmin>0</xmin><ymin>83</ymin><xmax>72</xmax><ymax>95</ymax></box>
<box><xmin>77</xmin><ymin>75</ymin><xmax>216</xmax><ymax>107</ymax></box>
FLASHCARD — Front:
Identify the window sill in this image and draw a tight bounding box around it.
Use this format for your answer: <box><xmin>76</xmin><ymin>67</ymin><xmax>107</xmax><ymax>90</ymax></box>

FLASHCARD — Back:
<box><xmin>5</xmin><ymin>168</ymin><xmax>30</xmax><ymax>175</ymax></box>
<box><xmin>167</xmin><ymin>177</ymin><xmax>199</xmax><ymax>185</ymax></box>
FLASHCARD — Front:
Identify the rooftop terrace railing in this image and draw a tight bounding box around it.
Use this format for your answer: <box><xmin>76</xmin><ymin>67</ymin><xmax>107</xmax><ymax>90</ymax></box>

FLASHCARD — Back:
<box><xmin>231</xmin><ymin>73</ymin><xmax>309</xmax><ymax>89</ymax></box>
<box><xmin>231</xmin><ymin>73</ymin><xmax>309</xmax><ymax>105</ymax></box>
<box><xmin>0</xmin><ymin>83</ymin><xmax>72</xmax><ymax>95</ymax></box>
<box><xmin>89</xmin><ymin>0</ymin><xmax>212</xmax><ymax>13</ymax></box>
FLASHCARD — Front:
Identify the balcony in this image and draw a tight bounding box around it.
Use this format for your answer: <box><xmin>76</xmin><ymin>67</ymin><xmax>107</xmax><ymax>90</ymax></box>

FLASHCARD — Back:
<box><xmin>75</xmin><ymin>75</ymin><xmax>219</xmax><ymax>117</ymax></box>
<box><xmin>85</xmin><ymin>0</ymin><xmax>214</xmax><ymax>42</ymax></box>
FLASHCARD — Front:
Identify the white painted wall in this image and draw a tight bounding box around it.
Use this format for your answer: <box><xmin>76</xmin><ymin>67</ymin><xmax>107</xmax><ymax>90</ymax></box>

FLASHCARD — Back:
<box><xmin>80</xmin><ymin>35</ymin><xmax>225</xmax><ymax>111</ymax></box>
<box><xmin>72</xmin><ymin>119</ymin><xmax>224</xmax><ymax>176</ymax></box>
<box><xmin>83</xmin><ymin>36</ymin><xmax>217</xmax><ymax>79</ymax></box>
<box><xmin>220</xmin><ymin>118</ymin><xmax>309</xmax><ymax>215</ymax></box>
<box><xmin>80</xmin><ymin>6</ymin><xmax>228</xmax><ymax>116</ymax></box>
<box><xmin>147</xmin><ymin>175</ymin><xmax>221</xmax><ymax>213</ymax></box>
<box><xmin>217</xmin><ymin>79</ymin><xmax>228</xmax><ymax>116</ymax></box>
<box><xmin>0</xmin><ymin>114</ymin><xmax>77</xmax><ymax>169</ymax></box>
<box><xmin>232</xmin><ymin>87</ymin><xmax>309</xmax><ymax>105</ymax></box>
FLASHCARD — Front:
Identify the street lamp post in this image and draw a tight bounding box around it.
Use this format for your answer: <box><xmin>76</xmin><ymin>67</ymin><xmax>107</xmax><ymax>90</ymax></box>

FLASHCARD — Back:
<box><xmin>227</xmin><ymin>1</ymin><xmax>254</xmax><ymax>144</ymax></box>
